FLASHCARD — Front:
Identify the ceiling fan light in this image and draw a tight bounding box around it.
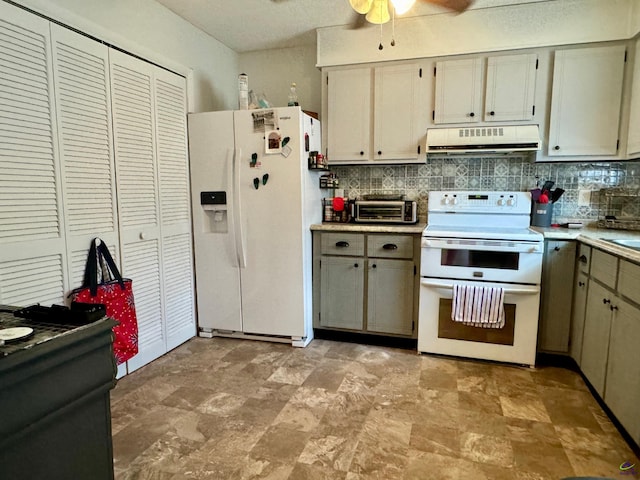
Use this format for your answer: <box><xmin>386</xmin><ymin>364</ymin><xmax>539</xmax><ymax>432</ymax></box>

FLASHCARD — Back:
<box><xmin>389</xmin><ymin>0</ymin><xmax>415</xmax><ymax>15</ymax></box>
<box><xmin>365</xmin><ymin>0</ymin><xmax>390</xmax><ymax>24</ymax></box>
<box><xmin>349</xmin><ymin>0</ymin><xmax>374</xmax><ymax>14</ymax></box>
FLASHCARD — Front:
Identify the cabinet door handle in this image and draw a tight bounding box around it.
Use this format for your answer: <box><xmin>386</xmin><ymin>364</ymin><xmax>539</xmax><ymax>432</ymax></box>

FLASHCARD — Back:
<box><xmin>383</xmin><ymin>243</ymin><xmax>398</xmax><ymax>250</ymax></box>
<box><xmin>359</xmin><ymin>151</ymin><xmax>364</xmax><ymax>156</ymax></box>
<box><xmin>354</xmin><ymin>263</ymin><xmax>359</xmax><ymax>268</ymax></box>
<box><xmin>611</xmin><ymin>305</ymin><xmax>618</xmax><ymax>311</ymax></box>
<box><xmin>378</xmin><ymin>150</ymin><xmax>382</xmax><ymax>155</ymax></box>
<box><xmin>554</xmin><ymin>145</ymin><xmax>560</xmax><ymax>151</ymax></box>
<box><xmin>603</xmin><ymin>298</ymin><xmax>611</xmax><ymax>304</ymax></box>
<box><xmin>335</xmin><ymin>241</ymin><xmax>349</xmax><ymax>248</ymax></box>
<box><xmin>579</xmin><ymin>255</ymin><xmax>587</xmax><ymax>263</ymax></box>
<box><xmin>489</xmin><ymin>111</ymin><xmax>495</xmax><ymax>116</ymax></box>
<box><xmin>372</xmin><ymin>264</ymin><xmax>377</xmax><ymax>269</ymax></box>
<box><xmin>554</xmin><ymin>246</ymin><xmax>560</xmax><ymax>251</ymax></box>
<box><xmin>469</xmin><ymin>112</ymin><xmax>475</xmax><ymax>117</ymax></box>
<box><xmin>578</xmin><ymin>281</ymin><xmax>585</xmax><ymax>287</ymax></box>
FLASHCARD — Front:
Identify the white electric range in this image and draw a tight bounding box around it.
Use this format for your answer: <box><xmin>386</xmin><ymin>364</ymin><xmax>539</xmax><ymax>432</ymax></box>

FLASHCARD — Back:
<box><xmin>418</xmin><ymin>191</ymin><xmax>544</xmax><ymax>366</ymax></box>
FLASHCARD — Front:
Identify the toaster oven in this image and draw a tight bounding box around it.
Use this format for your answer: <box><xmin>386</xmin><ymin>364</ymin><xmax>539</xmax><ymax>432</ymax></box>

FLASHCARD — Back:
<box><xmin>352</xmin><ymin>200</ymin><xmax>417</xmax><ymax>224</ymax></box>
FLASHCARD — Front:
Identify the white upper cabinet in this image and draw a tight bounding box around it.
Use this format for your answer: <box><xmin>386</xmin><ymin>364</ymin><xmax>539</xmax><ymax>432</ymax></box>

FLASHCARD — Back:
<box><xmin>548</xmin><ymin>45</ymin><xmax>626</xmax><ymax>157</ymax></box>
<box><xmin>434</xmin><ymin>58</ymin><xmax>483</xmax><ymax>124</ymax></box>
<box><xmin>434</xmin><ymin>54</ymin><xmax>537</xmax><ymax>124</ymax></box>
<box><xmin>373</xmin><ymin>64</ymin><xmax>424</xmax><ymax>162</ymax></box>
<box><xmin>626</xmin><ymin>37</ymin><xmax>640</xmax><ymax>159</ymax></box>
<box><xmin>327</xmin><ymin>67</ymin><xmax>372</xmax><ymax>163</ymax></box>
<box><xmin>485</xmin><ymin>53</ymin><xmax>537</xmax><ymax>122</ymax></box>
<box><xmin>326</xmin><ymin>63</ymin><xmax>424</xmax><ymax>164</ymax></box>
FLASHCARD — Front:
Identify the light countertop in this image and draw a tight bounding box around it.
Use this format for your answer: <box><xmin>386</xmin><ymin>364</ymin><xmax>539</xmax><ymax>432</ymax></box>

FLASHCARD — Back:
<box><xmin>311</xmin><ymin>223</ymin><xmax>640</xmax><ymax>262</ymax></box>
<box><xmin>533</xmin><ymin>226</ymin><xmax>640</xmax><ymax>263</ymax></box>
<box><xmin>311</xmin><ymin>223</ymin><xmax>427</xmax><ymax>234</ymax></box>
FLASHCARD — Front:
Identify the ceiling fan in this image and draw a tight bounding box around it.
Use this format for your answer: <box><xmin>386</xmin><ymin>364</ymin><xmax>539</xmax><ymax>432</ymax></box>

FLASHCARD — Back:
<box><xmin>350</xmin><ymin>0</ymin><xmax>473</xmax><ymax>23</ymax></box>
<box><xmin>349</xmin><ymin>0</ymin><xmax>473</xmax><ymax>49</ymax></box>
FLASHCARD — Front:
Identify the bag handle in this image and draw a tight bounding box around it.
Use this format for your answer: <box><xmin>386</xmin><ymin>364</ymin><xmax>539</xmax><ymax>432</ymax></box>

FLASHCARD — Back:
<box><xmin>97</xmin><ymin>240</ymin><xmax>125</xmax><ymax>289</ymax></box>
<box><xmin>82</xmin><ymin>238</ymin><xmax>125</xmax><ymax>296</ymax></box>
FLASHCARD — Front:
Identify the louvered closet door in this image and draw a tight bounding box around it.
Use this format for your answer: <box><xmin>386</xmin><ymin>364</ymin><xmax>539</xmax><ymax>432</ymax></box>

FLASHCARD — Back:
<box><xmin>50</xmin><ymin>24</ymin><xmax>120</xmax><ymax>290</ymax></box>
<box><xmin>153</xmin><ymin>68</ymin><xmax>195</xmax><ymax>350</ymax></box>
<box><xmin>110</xmin><ymin>49</ymin><xmax>164</xmax><ymax>372</ymax></box>
<box><xmin>0</xmin><ymin>3</ymin><xmax>67</xmax><ymax>306</ymax></box>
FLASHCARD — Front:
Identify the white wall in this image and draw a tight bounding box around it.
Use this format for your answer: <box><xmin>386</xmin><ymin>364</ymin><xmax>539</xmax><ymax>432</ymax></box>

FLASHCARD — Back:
<box><xmin>317</xmin><ymin>0</ymin><xmax>636</xmax><ymax>66</ymax></box>
<box><xmin>12</xmin><ymin>0</ymin><xmax>239</xmax><ymax>112</ymax></box>
<box><xmin>239</xmin><ymin>45</ymin><xmax>322</xmax><ymax>116</ymax></box>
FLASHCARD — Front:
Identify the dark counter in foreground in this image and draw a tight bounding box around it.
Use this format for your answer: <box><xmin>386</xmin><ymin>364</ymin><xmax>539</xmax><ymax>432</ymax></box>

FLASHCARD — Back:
<box><xmin>0</xmin><ymin>311</ymin><xmax>118</xmax><ymax>480</ymax></box>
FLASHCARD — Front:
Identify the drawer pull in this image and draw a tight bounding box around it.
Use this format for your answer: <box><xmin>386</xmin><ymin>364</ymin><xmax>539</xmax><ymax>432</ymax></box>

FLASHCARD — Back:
<box><xmin>383</xmin><ymin>243</ymin><xmax>398</xmax><ymax>250</ymax></box>
<box><xmin>578</xmin><ymin>281</ymin><xmax>585</xmax><ymax>287</ymax></box>
<box><xmin>579</xmin><ymin>255</ymin><xmax>588</xmax><ymax>263</ymax></box>
<box><xmin>603</xmin><ymin>298</ymin><xmax>611</xmax><ymax>305</ymax></box>
<box><xmin>335</xmin><ymin>241</ymin><xmax>350</xmax><ymax>248</ymax></box>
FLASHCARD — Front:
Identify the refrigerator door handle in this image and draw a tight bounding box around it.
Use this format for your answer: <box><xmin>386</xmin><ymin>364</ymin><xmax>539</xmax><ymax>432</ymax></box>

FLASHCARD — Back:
<box><xmin>233</xmin><ymin>147</ymin><xmax>247</xmax><ymax>268</ymax></box>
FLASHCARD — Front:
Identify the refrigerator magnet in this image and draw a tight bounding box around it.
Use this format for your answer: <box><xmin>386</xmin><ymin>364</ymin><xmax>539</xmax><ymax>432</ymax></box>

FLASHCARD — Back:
<box><xmin>265</xmin><ymin>130</ymin><xmax>282</xmax><ymax>154</ymax></box>
<box><xmin>281</xmin><ymin>144</ymin><xmax>292</xmax><ymax>157</ymax></box>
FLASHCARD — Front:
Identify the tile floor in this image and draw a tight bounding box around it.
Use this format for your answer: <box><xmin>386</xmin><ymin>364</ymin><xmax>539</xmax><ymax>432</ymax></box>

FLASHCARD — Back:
<box><xmin>111</xmin><ymin>337</ymin><xmax>639</xmax><ymax>480</ymax></box>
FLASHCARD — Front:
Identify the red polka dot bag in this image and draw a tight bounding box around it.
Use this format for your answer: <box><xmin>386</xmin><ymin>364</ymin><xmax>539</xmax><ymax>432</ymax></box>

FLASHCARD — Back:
<box><xmin>72</xmin><ymin>238</ymin><xmax>139</xmax><ymax>364</ymax></box>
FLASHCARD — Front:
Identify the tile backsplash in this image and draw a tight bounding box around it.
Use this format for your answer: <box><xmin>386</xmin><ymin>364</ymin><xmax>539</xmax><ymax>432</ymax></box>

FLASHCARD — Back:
<box><xmin>329</xmin><ymin>157</ymin><xmax>640</xmax><ymax>224</ymax></box>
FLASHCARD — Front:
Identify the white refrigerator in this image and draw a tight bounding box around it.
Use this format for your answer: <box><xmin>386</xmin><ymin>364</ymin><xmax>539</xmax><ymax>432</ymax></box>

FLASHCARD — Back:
<box><xmin>188</xmin><ymin>107</ymin><xmax>322</xmax><ymax>347</ymax></box>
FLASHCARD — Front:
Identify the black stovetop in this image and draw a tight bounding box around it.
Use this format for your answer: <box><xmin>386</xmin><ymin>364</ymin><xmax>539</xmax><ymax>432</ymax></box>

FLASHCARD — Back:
<box><xmin>0</xmin><ymin>307</ymin><xmax>86</xmax><ymax>358</ymax></box>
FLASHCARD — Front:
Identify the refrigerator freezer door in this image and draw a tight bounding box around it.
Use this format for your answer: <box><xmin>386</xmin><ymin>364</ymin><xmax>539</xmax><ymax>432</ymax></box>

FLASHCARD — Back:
<box><xmin>188</xmin><ymin>111</ymin><xmax>242</xmax><ymax>332</ymax></box>
<box><xmin>233</xmin><ymin>108</ymin><xmax>308</xmax><ymax>337</ymax></box>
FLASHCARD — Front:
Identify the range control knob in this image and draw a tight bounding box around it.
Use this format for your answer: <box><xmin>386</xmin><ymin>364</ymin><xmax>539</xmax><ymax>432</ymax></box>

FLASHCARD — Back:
<box><xmin>506</xmin><ymin>198</ymin><xmax>515</xmax><ymax>206</ymax></box>
<box><xmin>443</xmin><ymin>196</ymin><xmax>451</xmax><ymax>205</ymax></box>
<box><xmin>452</xmin><ymin>197</ymin><xmax>459</xmax><ymax>205</ymax></box>
<box><xmin>497</xmin><ymin>198</ymin><xmax>505</xmax><ymax>206</ymax></box>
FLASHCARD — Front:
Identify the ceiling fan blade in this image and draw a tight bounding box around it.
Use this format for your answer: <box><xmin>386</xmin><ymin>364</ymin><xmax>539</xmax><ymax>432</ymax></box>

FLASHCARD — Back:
<box><xmin>422</xmin><ymin>0</ymin><xmax>474</xmax><ymax>13</ymax></box>
<box><xmin>350</xmin><ymin>0</ymin><xmax>374</xmax><ymax>14</ymax></box>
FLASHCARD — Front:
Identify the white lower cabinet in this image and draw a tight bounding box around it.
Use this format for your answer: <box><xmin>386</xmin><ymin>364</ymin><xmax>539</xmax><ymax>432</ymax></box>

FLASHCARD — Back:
<box><xmin>314</xmin><ymin>231</ymin><xmax>417</xmax><ymax>337</ymax></box>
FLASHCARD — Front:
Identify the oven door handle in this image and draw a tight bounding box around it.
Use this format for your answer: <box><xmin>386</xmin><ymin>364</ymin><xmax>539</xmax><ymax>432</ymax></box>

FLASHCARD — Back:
<box><xmin>420</xmin><ymin>279</ymin><xmax>540</xmax><ymax>295</ymax></box>
<box><xmin>421</xmin><ymin>238</ymin><xmax>543</xmax><ymax>253</ymax></box>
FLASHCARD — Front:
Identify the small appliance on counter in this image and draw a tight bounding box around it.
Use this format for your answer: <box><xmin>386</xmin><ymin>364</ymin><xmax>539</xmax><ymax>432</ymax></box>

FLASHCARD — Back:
<box><xmin>351</xmin><ymin>194</ymin><xmax>417</xmax><ymax>224</ymax></box>
<box><xmin>597</xmin><ymin>187</ymin><xmax>640</xmax><ymax>231</ymax></box>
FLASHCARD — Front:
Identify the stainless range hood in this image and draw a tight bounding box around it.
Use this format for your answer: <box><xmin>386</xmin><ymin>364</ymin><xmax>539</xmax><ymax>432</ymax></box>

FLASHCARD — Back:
<box><xmin>426</xmin><ymin>125</ymin><xmax>541</xmax><ymax>154</ymax></box>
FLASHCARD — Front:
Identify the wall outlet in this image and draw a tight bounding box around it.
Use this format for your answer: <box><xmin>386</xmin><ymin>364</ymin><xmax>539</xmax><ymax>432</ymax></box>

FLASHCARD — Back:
<box><xmin>578</xmin><ymin>189</ymin><xmax>591</xmax><ymax>206</ymax></box>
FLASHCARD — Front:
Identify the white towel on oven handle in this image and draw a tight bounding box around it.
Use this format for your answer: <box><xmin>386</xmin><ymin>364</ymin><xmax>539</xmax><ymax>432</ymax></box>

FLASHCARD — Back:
<box><xmin>451</xmin><ymin>284</ymin><xmax>505</xmax><ymax>329</ymax></box>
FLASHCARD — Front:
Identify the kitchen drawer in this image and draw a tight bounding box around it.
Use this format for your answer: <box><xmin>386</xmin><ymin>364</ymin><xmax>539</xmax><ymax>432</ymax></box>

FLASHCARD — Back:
<box><xmin>577</xmin><ymin>243</ymin><xmax>591</xmax><ymax>274</ymax></box>
<box><xmin>618</xmin><ymin>259</ymin><xmax>640</xmax><ymax>305</ymax></box>
<box><xmin>590</xmin><ymin>249</ymin><xmax>618</xmax><ymax>289</ymax></box>
<box><xmin>321</xmin><ymin>233</ymin><xmax>364</xmax><ymax>256</ymax></box>
<box><xmin>367</xmin><ymin>234</ymin><xmax>414</xmax><ymax>259</ymax></box>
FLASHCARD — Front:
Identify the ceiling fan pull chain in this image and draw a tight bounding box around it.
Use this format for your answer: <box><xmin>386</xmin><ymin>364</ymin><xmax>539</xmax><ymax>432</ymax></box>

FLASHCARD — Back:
<box><xmin>379</xmin><ymin>22</ymin><xmax>383</xmax><ymax>50</ymax></box>
<box><xmin>391</xmin><ymin>6</ymin><xmax>396</xmax><ymax>46</ymax></box>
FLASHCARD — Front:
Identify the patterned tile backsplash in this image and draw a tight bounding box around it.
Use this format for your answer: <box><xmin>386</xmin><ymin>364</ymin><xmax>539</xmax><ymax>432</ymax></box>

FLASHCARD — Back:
<box><xmin>329</xmin><ymin>156</ymin><xmax>640</xmax><ymax>225</ymax></box>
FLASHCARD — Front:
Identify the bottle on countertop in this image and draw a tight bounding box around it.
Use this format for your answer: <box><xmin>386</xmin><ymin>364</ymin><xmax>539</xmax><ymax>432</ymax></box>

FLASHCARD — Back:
<box><xmin>287</xmin><ymin>82</ymin><xmax>299</xmax><ymax>106</ymax></box>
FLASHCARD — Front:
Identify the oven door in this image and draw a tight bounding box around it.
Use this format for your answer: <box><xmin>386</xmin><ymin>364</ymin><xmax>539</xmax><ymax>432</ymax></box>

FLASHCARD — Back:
<box><xmin>421</xmin><ymin>237</ymin><xmax>543</xmax><ymax>284</ymax></box>
<box><xmin>418</xmin><ymin>278</ymin><xmax>540</xmax><ymax>366</ymax></box>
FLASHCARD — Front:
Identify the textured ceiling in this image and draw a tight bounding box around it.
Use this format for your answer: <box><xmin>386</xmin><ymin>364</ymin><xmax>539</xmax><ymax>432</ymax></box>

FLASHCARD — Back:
<box><xmin>155</xmin><ymin>0</ymin><xmax>555</xmax><ymax>53</ymax></box>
